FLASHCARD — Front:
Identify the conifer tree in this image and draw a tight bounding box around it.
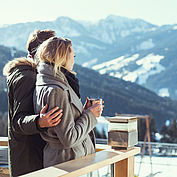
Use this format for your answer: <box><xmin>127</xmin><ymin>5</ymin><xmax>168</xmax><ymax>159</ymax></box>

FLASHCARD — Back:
<box><xmin>160</xmin><ymin>118</ymin><xmax>177</xmax><ymax>143</ymax></box>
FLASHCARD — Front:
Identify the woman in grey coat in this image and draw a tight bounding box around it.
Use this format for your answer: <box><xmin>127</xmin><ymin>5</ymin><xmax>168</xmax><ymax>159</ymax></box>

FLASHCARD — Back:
<box><xmin>33</xmin><ymin>37</ymin><xmax>103</xmax><ymax>167</ymax></box>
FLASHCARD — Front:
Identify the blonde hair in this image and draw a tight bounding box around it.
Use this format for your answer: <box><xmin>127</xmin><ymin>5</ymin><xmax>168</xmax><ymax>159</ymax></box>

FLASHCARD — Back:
<box><xmin>37</xmin><ymin>37</ymin><xmax>72</xmax><ymax>74</ymax></box>
<box><xmin>26</xmin><ymin>29</ymin><xmax>55</xmax><ymax>58</ymax></box>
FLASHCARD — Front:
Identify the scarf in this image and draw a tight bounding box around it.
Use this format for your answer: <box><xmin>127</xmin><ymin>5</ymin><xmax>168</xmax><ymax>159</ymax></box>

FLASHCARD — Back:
<box><xmin>61</xmin><ymin>67</ymin><xmax>81</xmax><ymax>99</ymax></box>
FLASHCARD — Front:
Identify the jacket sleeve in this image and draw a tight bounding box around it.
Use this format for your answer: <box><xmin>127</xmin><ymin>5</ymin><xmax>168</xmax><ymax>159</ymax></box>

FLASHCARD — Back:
<box><xmin>47</xmin><ymin>87</ymin><xmax>97</xmax><ymax>148</ymax></box>
<box><xmin>10</xmin><ymin>73</ymin><xmax>41</xmax><ymax>135</ymax></box>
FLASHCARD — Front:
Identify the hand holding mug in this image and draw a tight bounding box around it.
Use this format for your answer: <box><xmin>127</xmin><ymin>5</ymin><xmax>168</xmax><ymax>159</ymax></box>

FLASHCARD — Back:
<box><xmin>88</xmin><ymin>98</ymin><xmax>104</xmax><ymax>117</ymax></box>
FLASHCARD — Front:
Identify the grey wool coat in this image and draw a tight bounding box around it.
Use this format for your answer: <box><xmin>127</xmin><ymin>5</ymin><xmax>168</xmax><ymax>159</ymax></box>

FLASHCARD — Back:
<box><xmin>33</xmin><ymin>62</ymin><xmax>97</xmax><ymax>167</ymax></box>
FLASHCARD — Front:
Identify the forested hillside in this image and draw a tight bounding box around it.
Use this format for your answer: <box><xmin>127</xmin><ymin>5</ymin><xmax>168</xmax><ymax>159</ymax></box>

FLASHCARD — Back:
<box><xmin>0</xmin><ymin>45</ymin><xmax>177</xmax><ymax>133</ymax></box>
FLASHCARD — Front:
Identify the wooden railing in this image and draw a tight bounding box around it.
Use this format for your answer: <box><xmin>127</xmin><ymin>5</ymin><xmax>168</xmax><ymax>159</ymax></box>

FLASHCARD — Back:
<box><xmin>0</xmin><ymin>138</ymin><xmax>140</xmax><ymax>177</ymax></box>
<box><xmin>0</xmin><ymin>137</ymin><xmax>8</xmax><ymax>146</ymax></box>
<box><xmin>22</xmin><ymin>146</ymin><xmax>140</xmax><ymax>177</ymax></box>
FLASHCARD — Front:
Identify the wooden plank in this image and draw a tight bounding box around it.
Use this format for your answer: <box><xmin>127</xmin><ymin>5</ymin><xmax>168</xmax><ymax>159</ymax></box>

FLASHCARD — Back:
<box><xmin>20</xmin><ymin>167</ymin><xmax>68</xmax><ymax>177</ymax></box>
<box><xmin>96</xmin><ymin>144</ymin><xmax>112</xmax><ymax>152</ymax></box>
<box><xmin>54</xmin><ymin>147</ymin><xmax>140</xmax><ymax>177</ymax></box>
<box><xmin>108</xmin><ymin>131</ymin><xmax>138</xmax><ymax>147</ymax></box>
<box><xmin>115</xmin><ymin>156</ymin><xmax>134</xmax><ymax>177</ymax></box>
<box><xmin>0</xmin><ymin>137</ymin><xmax>8</xmax><ymax>146</ymax></box>
<box><xmin>106</xmin><ymin>116</ymin><xmax>137</xmax><ymax>123</ymax></box>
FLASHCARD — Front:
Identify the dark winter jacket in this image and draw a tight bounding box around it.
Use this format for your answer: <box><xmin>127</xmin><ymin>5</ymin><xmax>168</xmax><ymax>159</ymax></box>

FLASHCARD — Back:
<box><xmin>4</xmin><ymin>58</ymin><xmax>46</xmax><ymax>177</ymax></box>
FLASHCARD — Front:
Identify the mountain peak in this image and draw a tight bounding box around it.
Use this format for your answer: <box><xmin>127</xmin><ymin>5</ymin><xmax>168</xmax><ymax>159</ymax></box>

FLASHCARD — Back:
<box><xmin>104</xmin><ymin>15</ymin><xmax>156</xmax><ymax>26</ymax></box>
<box><xmin>105</xmin><ymin>15</ymin><xmax>131</xmax><ymax>21</ymax></box>
<box><xmin>55</xmin><ymin>16</ymin><xmax>73</xmax><ymax>22</ymax></box>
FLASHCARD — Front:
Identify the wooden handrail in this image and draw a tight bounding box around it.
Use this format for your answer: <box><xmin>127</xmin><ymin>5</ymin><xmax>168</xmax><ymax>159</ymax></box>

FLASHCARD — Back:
<box><xmin>0</xmin><ymin>137</ymin><xmax>8</xmax><ymax>146</ymax></box>
<box><xmin>21</xmin><ymin>147</ymin><xmax>140</xmax><ymax>177</ymax></box>
<box><xmin>0</xmin><ymin>138</ymin><xmax>140</xmax><ymax>177</ymax></box>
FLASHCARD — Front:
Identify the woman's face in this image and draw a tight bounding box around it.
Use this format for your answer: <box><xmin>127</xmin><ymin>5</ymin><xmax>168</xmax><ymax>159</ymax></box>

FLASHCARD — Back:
<box><xmin>65</xmin><ymin>45</ymin><xmax>75</xmax><ymax>71</ymax></box>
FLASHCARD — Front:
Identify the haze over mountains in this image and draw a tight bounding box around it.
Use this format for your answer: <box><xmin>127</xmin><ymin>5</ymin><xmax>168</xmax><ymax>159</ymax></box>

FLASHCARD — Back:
<box><xmin>0</xmin><ymin>15</ymin><xmax>177</xmax><ymax>100</ymax></box>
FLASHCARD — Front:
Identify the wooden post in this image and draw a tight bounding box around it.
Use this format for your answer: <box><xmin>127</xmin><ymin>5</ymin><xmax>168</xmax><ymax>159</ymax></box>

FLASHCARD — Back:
<box><xmin>115</xmin><ymin>156</ymin><xmax>134</xmax><ymax>177</ymax></box>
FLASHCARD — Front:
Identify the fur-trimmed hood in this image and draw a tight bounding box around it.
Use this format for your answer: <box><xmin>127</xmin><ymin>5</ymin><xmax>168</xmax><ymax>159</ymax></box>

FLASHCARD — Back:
<box><xmin>3</xmin><ymin>57</ymin><xmax>36</xmax><ymax>77</ymax></box>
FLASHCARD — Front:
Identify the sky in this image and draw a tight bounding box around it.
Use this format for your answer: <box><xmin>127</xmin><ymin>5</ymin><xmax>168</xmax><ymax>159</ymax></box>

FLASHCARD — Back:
<box><xmin>0</xmin><ymin>0</ymin><xmax>177</xmax><ymax>26</ymax></box>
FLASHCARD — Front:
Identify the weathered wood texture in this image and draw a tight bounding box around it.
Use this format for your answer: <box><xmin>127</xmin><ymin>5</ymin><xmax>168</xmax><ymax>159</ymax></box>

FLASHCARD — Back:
<box><xmin>108</xmin><ymin>130</ymin><xmax>138</xmax><ymax>148</ymax></box>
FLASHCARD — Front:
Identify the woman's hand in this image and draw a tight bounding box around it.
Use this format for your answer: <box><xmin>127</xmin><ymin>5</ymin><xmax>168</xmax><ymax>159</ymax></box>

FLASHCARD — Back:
<box><xmin>38</xmin><ymin>104</ymin><xmax>63</xmax><ymax>128</ymax></box>
<box><xmin>83</xmin><ymin>97</ymin><xmax>92</xmax><ymax>109</ymax></box>
<box><xmin>88</xmin><ymin>103</ymin><xmax>104</xmax><ymax>118</ymax></box>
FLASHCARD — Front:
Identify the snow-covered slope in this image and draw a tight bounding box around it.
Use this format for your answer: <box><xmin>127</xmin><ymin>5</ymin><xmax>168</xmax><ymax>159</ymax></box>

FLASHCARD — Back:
<box><xmin>92</xmin><ymin>53</ymin><xmax>165</xmax><ymax>85</ymax></box>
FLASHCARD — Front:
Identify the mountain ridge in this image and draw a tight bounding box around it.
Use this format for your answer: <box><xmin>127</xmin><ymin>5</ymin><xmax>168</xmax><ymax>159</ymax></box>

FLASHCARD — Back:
<box><xmin>0</xmin><ymin>15</ymin><xmax>177</xmax><ymax>101</ymax></box>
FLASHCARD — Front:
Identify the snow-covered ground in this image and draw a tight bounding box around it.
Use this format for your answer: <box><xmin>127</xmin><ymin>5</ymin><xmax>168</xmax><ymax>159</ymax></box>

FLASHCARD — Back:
<box><xmin>134</xmin><ymin>155</ymin><xmax>177</xmax><ymax>177</ymax></box>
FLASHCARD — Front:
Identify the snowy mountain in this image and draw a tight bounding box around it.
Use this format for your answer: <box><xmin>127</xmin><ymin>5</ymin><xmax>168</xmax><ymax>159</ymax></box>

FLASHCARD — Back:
<box><xmin>92</xmin><ymin>53</ymin><xmax>165</xmax><ymax>92</ymax></box>
<box><xmin>90</xmin><ymin>24</ymin><xmax>177</xmax><ymax>99</ymax></box>
<box><xmin>80</xmin><ymin>15</ymin><xmax>156</xmax><ymax>44</ymax></box>
<box><xmin>0</xmin><ymin>15</ymin><xmax>177</xmax><ymax>100</ymax></box>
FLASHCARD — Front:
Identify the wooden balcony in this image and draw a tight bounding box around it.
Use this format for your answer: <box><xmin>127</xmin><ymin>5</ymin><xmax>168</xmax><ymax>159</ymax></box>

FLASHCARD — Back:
<box><xmin>0</xmin><ymin>137</ymin><xmax>140</xmax><ymax>177</ymax></box>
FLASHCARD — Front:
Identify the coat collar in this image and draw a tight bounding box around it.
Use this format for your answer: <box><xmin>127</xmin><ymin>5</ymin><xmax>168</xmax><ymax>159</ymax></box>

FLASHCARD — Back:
<box><xmin>7</xmin><ymin>64</ymin><xmax>37</xmax><ymax>86</ymax></box>
<box><xmin>36</xmin><ymin>62</ymin><xmax>83</xmax><ymax>113</ymax></box>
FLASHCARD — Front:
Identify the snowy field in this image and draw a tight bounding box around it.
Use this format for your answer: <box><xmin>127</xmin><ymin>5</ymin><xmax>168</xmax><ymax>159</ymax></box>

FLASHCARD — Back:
<box><xmin>134</xmin><ymin>155</ymin><xmax>177</xmax><ymax>177</ymax></box>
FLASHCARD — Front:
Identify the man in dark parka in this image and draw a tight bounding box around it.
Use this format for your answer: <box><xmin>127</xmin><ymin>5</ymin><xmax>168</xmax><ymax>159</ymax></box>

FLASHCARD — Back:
<box><xmin>3</xmin><ymin>30</ymin><xmax>63</xmax><ymax>177</ymax></box>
